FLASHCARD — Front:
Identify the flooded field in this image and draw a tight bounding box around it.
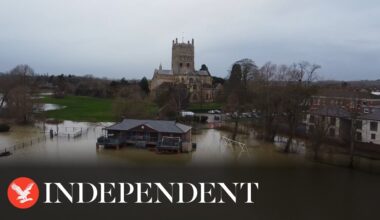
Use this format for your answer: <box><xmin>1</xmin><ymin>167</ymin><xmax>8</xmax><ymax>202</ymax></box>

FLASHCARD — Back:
<box><xmin>0</xmin><ymin>120</ymin><xmax>379</xmax><ymax>172</ymax></box>
<box><xmin>0</xmin><ymin>120</ymin><xmax>310</xmax><ymax>167</ymax></box>
<box><xmin>2</xmin><ymin>120</ymin><xmax>380</xmax><ymax>219</ymax></box>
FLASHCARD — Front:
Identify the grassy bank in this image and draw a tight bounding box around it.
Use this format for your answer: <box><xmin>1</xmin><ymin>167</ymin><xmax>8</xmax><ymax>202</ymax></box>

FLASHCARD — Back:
<box><xmin>41</xmin><ymin>95</ymin><xmax>116</xmax><ymax>122</ymax></box>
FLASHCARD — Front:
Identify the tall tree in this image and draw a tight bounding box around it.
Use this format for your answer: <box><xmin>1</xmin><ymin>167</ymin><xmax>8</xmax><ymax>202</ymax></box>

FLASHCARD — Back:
<box><xmin>200</xmin><ymin>64</ymin><xmax>209</xmax><ymax>73</ymax></box>
<box><xmin>139</xmin><ymin>77</ymin><xmax>150</xmax><ymax>95</ymax></box>
<box><xmin>154</xmin><ymin>83</ymin><xmax>189</xmax><ymax>119</ymax></box>
<box><xmin>224</xmin><ymin>64</ymin><xmax>247</xmax><ymax>140</ymax></box>
<box><xmin>348</xmin><ymin>97</ymin><xmax>360</xmax><ymax>169</ymax></box>
<box><xmin>3</xmin><ymin>65</ymin><xmax>38</xmax><ymax>123</ymax></box>
<box><xmin>252</xmin><ymin>62</ymin><xmax>282</xmax><ymax>141</ymax></box>
<box><xmin>282</xmin><ymin>62</ymin><xmax>320</xmax><ymax>152</ymax></box>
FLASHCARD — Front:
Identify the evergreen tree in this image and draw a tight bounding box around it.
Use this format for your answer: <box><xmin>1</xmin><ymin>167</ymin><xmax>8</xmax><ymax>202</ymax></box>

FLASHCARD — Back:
<box><xmin>200</xmin><ymin>64</ymin><xmax>209</xmax><ymax>72</ymax></box>
<box><xmin>139</xmin><ymin>77</ymin><xmax>150</xmax><ymax>95</ymax></box>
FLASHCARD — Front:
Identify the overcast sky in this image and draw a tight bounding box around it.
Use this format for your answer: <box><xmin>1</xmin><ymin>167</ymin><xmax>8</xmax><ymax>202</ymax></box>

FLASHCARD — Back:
<box><xmin>0</xmin><ymin>0</ymin><xmax>379</xmax><ymax>80</ymax></box>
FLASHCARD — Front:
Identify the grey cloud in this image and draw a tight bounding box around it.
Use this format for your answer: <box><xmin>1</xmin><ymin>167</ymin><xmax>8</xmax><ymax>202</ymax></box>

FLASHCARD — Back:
<box><xmin>0</xmin><ymin>0</ymin><xmax>379</xmax><ymax>80</ymax></box>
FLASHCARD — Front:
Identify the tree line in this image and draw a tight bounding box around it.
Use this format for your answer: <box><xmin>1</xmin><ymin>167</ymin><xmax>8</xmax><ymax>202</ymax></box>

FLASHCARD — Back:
<box><xmin>0</xmin><ymin>65</ymin><xmax>39</xmax><ymax>123</ymax></box>
<box><xmin>223</xmin><ymin>59</ymin><xmax>320</xmax><ymax>153</ymax></box>
<box><xmin>0</xmin><ymin>65</ymin><xmax>154</xmax><ymax>123</ymax></box>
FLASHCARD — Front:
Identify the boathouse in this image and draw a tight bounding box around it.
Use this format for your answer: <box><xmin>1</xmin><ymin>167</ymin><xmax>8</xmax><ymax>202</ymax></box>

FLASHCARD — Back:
<box><xmin>97</xmin><ymin>119</ymin><xmax>192</xmax><ymax>152</ymax></box>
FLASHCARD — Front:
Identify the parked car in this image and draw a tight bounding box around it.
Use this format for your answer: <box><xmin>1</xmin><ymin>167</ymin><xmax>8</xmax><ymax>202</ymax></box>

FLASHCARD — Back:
<box><xmin>180</xmin><ymin>111</ymin><xmax>195</xmax><ymax>117</ymax></box>
<box><xmin>214</xmin><ymin>110</ymin><xmax>222</xmax><ymax>114</ymax></box>
<box><xmin>208</xmin><ymin>109</ymin><xmax>222</xmax><ymax>114</ymax></box>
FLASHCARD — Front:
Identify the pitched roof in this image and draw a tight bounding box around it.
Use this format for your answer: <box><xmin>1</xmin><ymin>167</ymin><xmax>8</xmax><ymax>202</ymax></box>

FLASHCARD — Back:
<box><xmin>154</xmin><ymin>69</ymin><xmax>172</xmax><ymax>75</ymax></box>
<box><xmin>315</xmin><ymin>88</ymin><xmax>377</xmax><ymax>99</ymax></box>
<box><xmin>358</xmin><ymin>111</ymin><xmax>380</xmax><ymax>121</ymax></box>
<box><xmin>105</xmin><ymin>119</ymin><xmax>191</xmax><ymax>133</ymax></box>
<box><xmin>197</xmin><ymin>70</ymin><xmax>211</xmax><ymax>76</ymax></box>
<box><xmin>311</xmin><ymin>105</ymin><xmax>351</xmax><ymax>118</ymax></box>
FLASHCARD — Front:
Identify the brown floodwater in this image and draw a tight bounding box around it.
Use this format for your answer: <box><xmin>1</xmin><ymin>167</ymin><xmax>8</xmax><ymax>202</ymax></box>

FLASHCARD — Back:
<box><xmin>0</xmin><ymin>121</ymin><xmax>250</xmax><ymax>165</ymax></box>
<box><xmin>0</xmin><ymin>120</ymin><xmax>379</xmax><ymax>172</ymax></box>
<box><xmin>2</xmin><ymin>120</ymin><xmax>380</xmax><ymax>219</ymax></box>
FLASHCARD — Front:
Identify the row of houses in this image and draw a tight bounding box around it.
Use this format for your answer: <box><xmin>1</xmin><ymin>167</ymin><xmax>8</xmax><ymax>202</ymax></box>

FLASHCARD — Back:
<box><xmin>306</xmin><ymin>88</ymin><xmax>380</xmax><ymax>145</ymax></box>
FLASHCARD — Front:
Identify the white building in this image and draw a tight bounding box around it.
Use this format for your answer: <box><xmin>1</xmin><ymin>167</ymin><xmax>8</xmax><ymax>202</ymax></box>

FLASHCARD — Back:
<box><xmin>356</xmin><ymin>111</ymin><xmax>380</xmax><ymax>145</ymax></box>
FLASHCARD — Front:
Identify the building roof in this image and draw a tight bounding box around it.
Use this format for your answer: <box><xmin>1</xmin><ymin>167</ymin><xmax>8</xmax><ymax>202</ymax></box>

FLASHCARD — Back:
<box><xmin>105</xmin><ymin>119</ymin><xmax>192</xmax><ymax>133</ymax></box>
<box><xmin>315</xmin><ymin>88</ymin><xmax>377</xmax><ymax>99</ymax></box>
<box><xmin>154</xmin><ymin>69</ymin><xmax>172</xmax><ymax>75</ymax></box>
<box><xmin>311</xmin><ymin>105</ymin><xmax>351</xmax><ymax>118</ymax></box>
<box><xmin>197</xmin><ymin>70</ymin><xmax>211</xmax><ymax>76</ymax></box>
<box><xmin>358</xmin><ymin>111</ymin><xmax>380</xmax><ymax>121</ymax></box>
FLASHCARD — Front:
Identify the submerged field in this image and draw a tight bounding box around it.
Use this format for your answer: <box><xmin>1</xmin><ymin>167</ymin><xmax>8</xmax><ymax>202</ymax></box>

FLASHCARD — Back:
<box><xmin>41</xmin><ymin>95</ymin><xmax>116</xmax><ymax>122</ymax></box>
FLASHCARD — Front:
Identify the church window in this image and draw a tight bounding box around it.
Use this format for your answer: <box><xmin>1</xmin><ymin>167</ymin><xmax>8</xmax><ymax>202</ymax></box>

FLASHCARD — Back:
<box><xmin>187</xmin><ymin>63</ymin><xmax>190</xmax><ymax>68</ymax></box>
<box><xmin>180</xmin><ymin>63</ymin><xmax>183</xmax><ymax>68</ymax></box>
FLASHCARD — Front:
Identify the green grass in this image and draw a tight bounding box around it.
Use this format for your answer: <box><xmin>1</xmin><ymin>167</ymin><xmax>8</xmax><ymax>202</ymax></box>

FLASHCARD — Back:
<box><xmin>187</xmin><ymin>102</ymin><xmax>223</xmax><ymax>113</ymax></box>
<box><xmin>41</xmin><ymin>95</ymin><xmax>116</xmax><ymax>122</ymax></box>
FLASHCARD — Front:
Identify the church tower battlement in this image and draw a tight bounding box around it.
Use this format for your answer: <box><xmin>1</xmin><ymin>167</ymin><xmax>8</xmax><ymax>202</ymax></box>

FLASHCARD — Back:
<box><xmin>172</xmin><ymin>38</ymin><xmax>195</xmax><ymax>75</ymax></box>
<box><xmin>151</xmin><ymin>38</ymin><xmax>216</xmax><ymax>104</ymax></box>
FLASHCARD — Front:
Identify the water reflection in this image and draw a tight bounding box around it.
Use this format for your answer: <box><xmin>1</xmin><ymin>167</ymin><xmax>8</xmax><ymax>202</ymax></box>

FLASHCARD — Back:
<box><xmin>0</xmin><ymin>121</ymin><xmax>267</xmax><ymax>166</ymax></box>
<box><xmin>40</xmin><ymin>103</ymin><xmax>66</xmax><ymax>111</ymax></box>
<box><xmin>0</xmin><ymin>120</ymin><xmax>380</xmax><ymax>172</ymax></box>
<box><xmin>0</xmin><ymin>121</ymin><xmax>252</xmax><ymax>165</ymax></box>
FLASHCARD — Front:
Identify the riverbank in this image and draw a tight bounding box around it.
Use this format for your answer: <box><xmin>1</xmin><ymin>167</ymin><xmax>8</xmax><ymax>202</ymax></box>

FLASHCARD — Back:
<box><xmin>41</xmin><ymin>95</ymin><xmax>116</xmax><ymax>122</ymax></box>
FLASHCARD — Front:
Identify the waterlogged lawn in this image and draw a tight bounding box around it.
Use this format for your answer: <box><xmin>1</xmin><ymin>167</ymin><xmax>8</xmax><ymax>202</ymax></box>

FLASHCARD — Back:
<box><xmin>41</xmin><ymin>95</ymin><xmax>116</xmax><ymax>122</ymax></box>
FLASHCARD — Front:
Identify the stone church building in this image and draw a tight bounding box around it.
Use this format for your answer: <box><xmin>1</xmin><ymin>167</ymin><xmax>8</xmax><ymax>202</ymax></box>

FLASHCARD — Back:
<box><xmin>150</xmin><ymin>38</ymin><xmax>214</xmax><ymax>103</ymax></box>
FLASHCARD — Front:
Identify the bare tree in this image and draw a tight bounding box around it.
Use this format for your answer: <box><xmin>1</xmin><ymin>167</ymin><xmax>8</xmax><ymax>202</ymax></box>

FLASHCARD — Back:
<box><xmin>252</xmin><ymin>62</ymin><xmax>283</xmax><ymax>141</ymax></box>
<box><xmin>0</xmin><ymin>74</ymin><xmax>12</xmax><ymax>109</ymax></box>
<box><xmin>1</xmin><ymin>65</ymin><xmax>37</xmax><ymax>123</ymax></box>
<box><xmin>309</xmin><ymin>115</ymin><xmax>331</xmax><ymax>160</ymax></box>
<box><xmin>113</xmin><ymin>86</ymin><xmax>157</xmax><ymax>120</ymax></box>
<box><xmin>153</xmin><ymin>83</ymin><xmax>189</xmax><ymax>119</ymax></box>
<box><xmin>348</xmin><ymin>97</ymin><xmax>360</xmax><ymax>169</ymax></box>
<box><xmin>282</xmin><ymin>62</ymin><xmax>320</xmax><ymax>152</ymax></box>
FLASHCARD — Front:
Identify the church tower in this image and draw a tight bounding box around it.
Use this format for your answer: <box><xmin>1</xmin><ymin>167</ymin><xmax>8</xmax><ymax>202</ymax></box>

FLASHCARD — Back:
<box><xmin>172</xmin><ymin>38</ymin><xmax>195</xmax><ymax>75</ymax></box>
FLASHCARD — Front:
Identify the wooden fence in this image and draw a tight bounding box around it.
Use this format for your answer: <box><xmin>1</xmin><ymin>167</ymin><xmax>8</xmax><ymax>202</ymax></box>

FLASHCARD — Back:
<box><xmin>1</xmin><ymin>135</ymin><xmax>47</xmax><ymax>154</ymax></box>
<box><xmin>43</xmin><ymin>126</ymin><xmax>90</xmax><ymax>139</ymax></box>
